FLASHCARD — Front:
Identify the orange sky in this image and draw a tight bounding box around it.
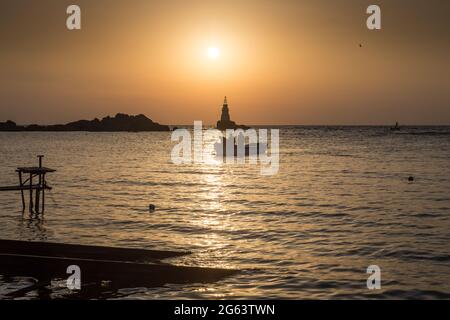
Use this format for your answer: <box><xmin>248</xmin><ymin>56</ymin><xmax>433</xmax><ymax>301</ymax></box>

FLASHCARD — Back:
<box><xmin>1</xmin><ymin>0</ymin><xmax>449</xmax><ymax>125</ymax></box>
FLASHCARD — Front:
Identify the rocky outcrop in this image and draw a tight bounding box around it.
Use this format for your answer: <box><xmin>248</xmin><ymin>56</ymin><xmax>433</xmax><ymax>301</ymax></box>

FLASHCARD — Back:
<box><xmin>0</xmin><ymin>113</ymin><xmax>170</xmax><ymax>132</ymax></box>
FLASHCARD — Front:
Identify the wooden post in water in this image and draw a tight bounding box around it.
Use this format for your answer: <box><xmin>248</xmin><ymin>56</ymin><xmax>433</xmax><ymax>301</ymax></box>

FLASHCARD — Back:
<box><xmin>29</xmin><ymin>173</ymin><xmax>33</xmax><ymax>214</ymax></box>
<box><xmin>18</xmin><ymin>171</ymin><xmax>25</xmax><ymax>211</ymax></box>
<box><xmin>34</xmin><ymin>155</ymin><xmax>44</xmax><ymax>213</ymax></box>
<box><xmin>41</xmin><ymin>173</ymin><xmax>46</xmax><ymax>213</ymax></box>
<box><xmin>35</xmin><ymin>179</ymin><xmax>40</xmax><ymax>213</ymax></box>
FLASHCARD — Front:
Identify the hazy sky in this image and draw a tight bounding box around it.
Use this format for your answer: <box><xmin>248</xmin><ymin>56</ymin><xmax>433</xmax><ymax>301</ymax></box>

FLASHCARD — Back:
<box><xmin>1</xmin><ymin>0</ymin><xmax>449</xmax><ymax>125</ymax></box>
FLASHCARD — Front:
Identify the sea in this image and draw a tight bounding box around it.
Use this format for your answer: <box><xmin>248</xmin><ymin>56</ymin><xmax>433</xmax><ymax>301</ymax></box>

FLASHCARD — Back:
<box><xmin>0</xmin><ymin>126</ymin><xmax>449</xmax><ymax>299</ymax></box>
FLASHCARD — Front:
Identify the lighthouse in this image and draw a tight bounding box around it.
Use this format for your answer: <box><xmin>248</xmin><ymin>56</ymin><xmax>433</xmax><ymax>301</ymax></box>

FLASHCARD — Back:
<box><xmin>216</xmin><ymin>96</ymin><xmax>249</xmax><ymax>131</ymax></box>
<box><xmin>220</xmin><ymin>96</ymin><xmax>231</xmax><ymax>122</ymax></box>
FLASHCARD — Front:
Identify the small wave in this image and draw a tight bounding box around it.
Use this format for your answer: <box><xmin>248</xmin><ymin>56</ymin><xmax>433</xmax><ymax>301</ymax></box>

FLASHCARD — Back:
<box><xmin>383</xmin><ymin>249</ymin><xmax>450</xmax><ymax>263</ymax></box>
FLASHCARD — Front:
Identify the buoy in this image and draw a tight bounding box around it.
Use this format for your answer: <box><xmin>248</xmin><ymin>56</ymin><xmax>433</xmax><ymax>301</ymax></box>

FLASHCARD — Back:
<box><xmin>149</xmin><ymin>204</ymin><xmax>156</xmax><ymax>212</ymax></box>
<box><xmin>408</xmin><ymin>176</ymin><xmax>414</xmax><ymax>182</ymax></box>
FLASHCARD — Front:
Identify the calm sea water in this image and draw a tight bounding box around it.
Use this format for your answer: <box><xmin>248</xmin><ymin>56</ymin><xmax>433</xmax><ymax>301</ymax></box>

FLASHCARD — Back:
<box><xmin>0</xmin><ymin>126</ymin><xmax>449</xmax><ymax>299</ymax></box>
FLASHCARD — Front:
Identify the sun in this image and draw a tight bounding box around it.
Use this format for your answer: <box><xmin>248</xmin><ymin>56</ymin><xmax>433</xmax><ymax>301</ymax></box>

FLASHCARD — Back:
<box><xmin>207</xmin><ymin>47</ymin><xmax>220</xmax><ymax>59</ymax></box>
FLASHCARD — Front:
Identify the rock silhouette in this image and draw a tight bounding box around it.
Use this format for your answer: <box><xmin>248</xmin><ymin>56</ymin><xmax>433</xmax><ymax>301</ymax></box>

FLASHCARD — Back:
<box><xmin>0</xmin><ymin>113</ymin><xmax>170</xmax><ymax>132</ymax></box>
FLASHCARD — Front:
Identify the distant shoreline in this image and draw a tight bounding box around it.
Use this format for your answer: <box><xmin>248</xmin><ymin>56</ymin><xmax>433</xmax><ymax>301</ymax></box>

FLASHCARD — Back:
<box><xmin>1</xmin><ymin>121</ymin><xmax>449</xmax><ymax>132</ymax></box>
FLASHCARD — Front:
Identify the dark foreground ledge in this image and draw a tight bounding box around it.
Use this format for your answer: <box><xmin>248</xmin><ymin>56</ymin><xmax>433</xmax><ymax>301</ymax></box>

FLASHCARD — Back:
<box><xmin>0</xmin><ymin>239</ymin><xmax>188</xmax><ymax>262</ymax></box>
<box><xmin>0</xmin><ymin>239</ymin><xmax>238</xmax><ymax>298</ymax></box>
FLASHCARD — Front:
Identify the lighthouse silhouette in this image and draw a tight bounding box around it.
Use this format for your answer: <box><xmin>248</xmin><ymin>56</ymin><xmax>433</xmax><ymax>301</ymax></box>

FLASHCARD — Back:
<box><xmin>216</xmin><ymin>96</ymin><xmax>248</xmax><ymax>130</ymax></box>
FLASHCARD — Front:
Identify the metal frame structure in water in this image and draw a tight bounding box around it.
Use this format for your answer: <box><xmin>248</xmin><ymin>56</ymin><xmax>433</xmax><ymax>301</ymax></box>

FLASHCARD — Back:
<box><xmin>0</xmin><ymin>155</ymin><xmax>55</xmax><ymax>214</ymax></box>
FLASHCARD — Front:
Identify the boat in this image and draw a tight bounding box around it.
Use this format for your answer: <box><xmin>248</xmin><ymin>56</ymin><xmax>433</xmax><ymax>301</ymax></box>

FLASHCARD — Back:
<box><xmin>214</xmin><ymin>138</ymin><xmax>267</xmax><ymax>157</ymax></box>
<box><xmin>390</xmin><ymin>121</ymin><xmax>401</xmax><ymax>131</ymax></box>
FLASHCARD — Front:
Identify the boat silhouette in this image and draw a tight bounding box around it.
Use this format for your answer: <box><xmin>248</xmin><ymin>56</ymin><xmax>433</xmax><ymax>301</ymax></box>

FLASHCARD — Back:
<box><xmin>390</xmin><ymin>121</ymin><xmax>401</xmax><ymax>131</ymax></box>
<box><xmin>214</xmin><ymin>137</ymin><xmax>267</xmax><ymax>157</ymax></box>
